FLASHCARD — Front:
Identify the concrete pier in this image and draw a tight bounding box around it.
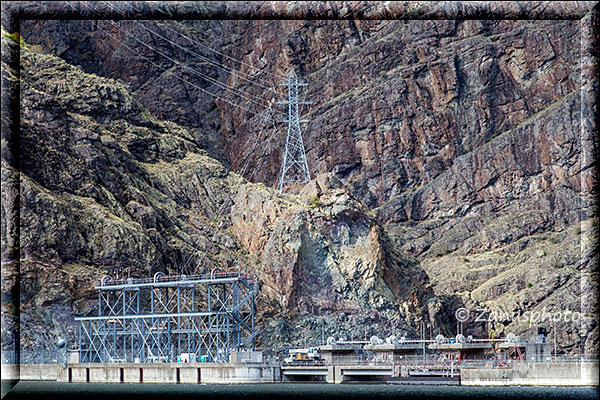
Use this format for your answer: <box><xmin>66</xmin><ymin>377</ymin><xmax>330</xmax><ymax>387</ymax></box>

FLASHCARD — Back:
<box><xmin>461</xmin><ymin>361</ymin><xmax>599</xmax><ymax>386</ymax></box>
<box><xmin>55</xmin><ymin>363</ymin><xmax>281</xmax><ymax>384</ymax></box>
<box><xmin>281</xmin><ymin>365</ymin><xmax>328</xmax><ymax>382</ymax></box>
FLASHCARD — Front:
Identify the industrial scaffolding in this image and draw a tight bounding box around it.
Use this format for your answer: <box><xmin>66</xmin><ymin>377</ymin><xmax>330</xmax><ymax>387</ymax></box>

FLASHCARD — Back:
<box><xmin>76</xmin><ymin>270</ymin><xmax>258</xmax><ymax>363</ymax></box>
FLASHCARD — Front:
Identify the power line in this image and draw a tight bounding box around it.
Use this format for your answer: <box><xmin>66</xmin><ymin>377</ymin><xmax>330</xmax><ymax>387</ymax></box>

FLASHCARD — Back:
<box><xmin>86</xmin><ymin>3</ymin><xmax>278</xmax><ymax>113</ymax></box>
<box><xmin>156</xmin><ymin>20</ymin><xmax>287</xmax><ymax>81</ymax></box>
<box><xmin>80</xmin><ymin>2</ymin><xmax>284</xmax><ymax>175</ymax></box>
<box><xmin>179</xmin><ymin>107</ymin><xmax>279</xmax><ymax>274</ymax></box>
<box><xmin>84</xmin><ymin>1</ymin><xmax>286</xmax><ymax>128</ymax></box>
<box><xmin>101</xmin><ymin>0</ymin><xmax>278</xmax><ymax>93</ymax></box>
<box><xmin>123</xmin><ymin>1</ymin><xmax>288</xmax><ymax>81</ymax></box>
<box><xmin>75</xmin><ymin>0</ymin><xmax>282</xmax><ymax>169</ymax></box>
<box><xmin>71</xmin><ymin>2</ymin><xmax>264</xmax><ymax>119</ymax></box>
<box><xmin>89</xmin><ymin>0</ymin><xmax>287</xmax><ymax>160</ymax></box>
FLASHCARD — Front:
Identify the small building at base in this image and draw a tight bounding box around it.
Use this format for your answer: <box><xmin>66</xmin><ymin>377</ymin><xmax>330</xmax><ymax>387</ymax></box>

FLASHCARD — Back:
<box><xmin>363</xmin><ymin>342</ymin><xmax>426</xmax><ymax>362</ymax></box>
<box><xmin>497</xmin><ymin>341</ymin><xmax>551</xmax><ymax>362</ymax></box>
<box><xmin>318</xmin><ymin>344</ymin><xmax>360</xmax><ymax>363</ymax></box>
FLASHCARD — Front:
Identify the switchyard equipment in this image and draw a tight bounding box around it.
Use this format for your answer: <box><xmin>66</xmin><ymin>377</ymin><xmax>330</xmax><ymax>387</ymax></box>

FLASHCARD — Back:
<box><xmin>76</xmin><ymin>270</ymin><xmax>258</xmax><ymax>363</ymax></box>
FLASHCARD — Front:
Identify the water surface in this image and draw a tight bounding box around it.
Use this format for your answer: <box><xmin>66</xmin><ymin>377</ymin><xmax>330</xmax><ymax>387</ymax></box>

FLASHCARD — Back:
<box><xmin>3</xmin><ymin>381</ymin><xmax>598</xmax><ymax>400</ymax></box>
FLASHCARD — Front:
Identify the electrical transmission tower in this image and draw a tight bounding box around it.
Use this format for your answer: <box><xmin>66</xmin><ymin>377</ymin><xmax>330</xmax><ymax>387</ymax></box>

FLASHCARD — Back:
<box><xmin>277</xmin><ymin>70</ymin><xmax>311</xmax><ymax>192</ymax></box>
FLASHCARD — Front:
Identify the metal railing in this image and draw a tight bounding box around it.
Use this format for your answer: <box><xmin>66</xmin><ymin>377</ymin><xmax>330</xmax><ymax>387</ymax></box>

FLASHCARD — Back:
<box><xmin>458</xmin><ymin>354</ymin><xmax>599</xmax><ymax>369</ymax></box>
<box><xmin>3</xmin><ymin>350</ymin><xmax>597</xmax><ymax>367</ymax></box>
<box><xmin>280</xmin><ymin>354</ymin><xmax>600</xmax><ymax>368</ymax></box>
<box><xmin>97</xmin><ymin>271</ymin><xmax>252</xmax><ymax>288</ymax></box>
<box><xmin>279</xmin><ymin>355</ymin><xmax>456</xmax><ymax>367</ymax></box>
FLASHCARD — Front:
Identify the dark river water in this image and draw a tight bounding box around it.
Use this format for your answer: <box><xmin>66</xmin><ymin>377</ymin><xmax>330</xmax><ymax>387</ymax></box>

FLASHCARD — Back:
<box><xmin>2</xmin><ymin>381</ymin><xmax>599</xmax><ymax>400</ymax></box>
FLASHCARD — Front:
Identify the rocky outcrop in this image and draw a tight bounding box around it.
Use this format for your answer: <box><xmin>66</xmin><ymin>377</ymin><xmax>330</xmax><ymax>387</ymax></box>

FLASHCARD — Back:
<box><xmin>230</xmin><ymin>174</ymin><xmax>439</xmax><ymax>346</ymax></box>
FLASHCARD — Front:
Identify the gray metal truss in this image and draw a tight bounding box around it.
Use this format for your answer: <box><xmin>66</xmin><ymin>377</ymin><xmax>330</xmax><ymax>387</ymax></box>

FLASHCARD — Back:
<box><xmin>76</xmin><ymin>271</ymin><xmax>258</xmax><ymax>363</ymax></box>
<box><xmin>277</xmin><ymin>70</ymin><xmax>311</xmax><ymax>192</ymax></box>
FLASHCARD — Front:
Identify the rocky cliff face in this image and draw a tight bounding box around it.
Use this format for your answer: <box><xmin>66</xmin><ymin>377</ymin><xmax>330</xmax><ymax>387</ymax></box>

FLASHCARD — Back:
<box><xmin>2</xmin><ymin>3</ymin><xmax>597</xmax><ymax>353</ymax></box>
<box><xmin>2</xmin><ymin>41</ymin><xmax>442</xmax><ymax>350</ymax></box>
<box><xmin>231</xmin><ymin>175</ymin><xmax>442</xmax><ymax>345</ymax></box>
<box><xmin>20</xmin><ymin>18</ymin><xmax>586</xmax><ymax>205</ymax></box>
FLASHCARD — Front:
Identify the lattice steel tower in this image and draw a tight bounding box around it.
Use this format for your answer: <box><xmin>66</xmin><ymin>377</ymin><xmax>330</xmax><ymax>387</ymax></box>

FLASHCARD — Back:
<box><xmin>277</xmin><ymin>70</ymin><xmax>311</xmax><ymax>192</ymax></box>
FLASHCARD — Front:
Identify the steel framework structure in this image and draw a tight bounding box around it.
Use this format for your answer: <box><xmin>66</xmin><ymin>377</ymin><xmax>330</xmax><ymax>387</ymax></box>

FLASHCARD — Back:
<box><xmin>277</xmin><ymin>70</ymin><xmax>311</xmax><ymax>192</ymax></box>
<box><xmin>76</xmin><ymin>271</ymin><xmax>258</xmax><ymax>363</ymax></box>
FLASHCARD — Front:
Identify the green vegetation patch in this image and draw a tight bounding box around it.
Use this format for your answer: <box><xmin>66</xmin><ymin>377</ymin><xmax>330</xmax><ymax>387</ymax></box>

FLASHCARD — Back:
<box><xmin>310</xmin><ymin>195</ymin><xmax>322</xmax><ymax>208</ymax></box>
<box><xmin>3</xmin><ymin>31</ymin><xmax>25</xmax><ymax>45</ymax></box>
